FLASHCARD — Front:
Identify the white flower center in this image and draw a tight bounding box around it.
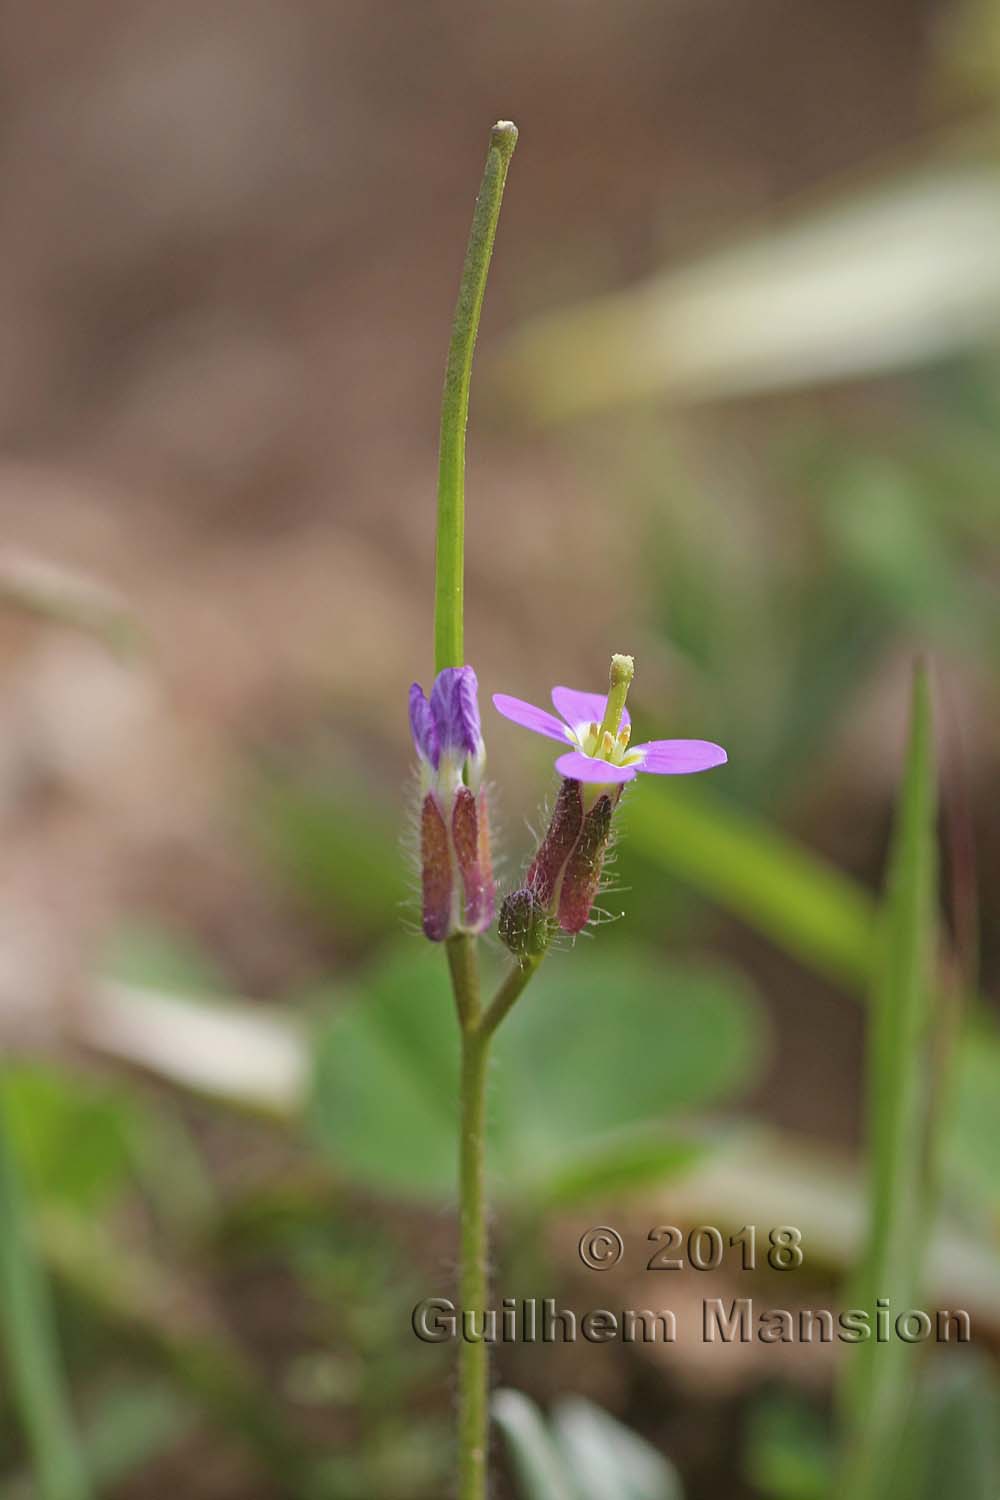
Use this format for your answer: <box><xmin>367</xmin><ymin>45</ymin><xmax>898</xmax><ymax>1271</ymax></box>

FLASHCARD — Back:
<box><xmin>569</xmin><ymin>720</ymin><xmax>641</xmax><ymax>767</ymax></box>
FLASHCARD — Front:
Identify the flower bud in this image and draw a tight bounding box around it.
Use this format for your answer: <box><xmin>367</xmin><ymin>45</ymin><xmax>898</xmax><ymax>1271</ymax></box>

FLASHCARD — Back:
<box><xmin>526</xmin><ymin>778</ymin><xmax>583</xmax><ymax>906</ymax></box>
<box><xmin>557</xmin><ymin>792</ymin><xmax>614</xmax><ymax>934</ymax></box>
<box><xmin>501</xmin><ymin>774</ymin><xmax>620</xmax><ymax>944</ymax></box>
<box><xmin>498</xmin><ymin>887</ymin><xmax>551</xmax><ymax>960</ymax></box>
<box><xmin>409</xmin><ymin>666</ymin><xmax>495</xmax><ymax>941</ymax></box>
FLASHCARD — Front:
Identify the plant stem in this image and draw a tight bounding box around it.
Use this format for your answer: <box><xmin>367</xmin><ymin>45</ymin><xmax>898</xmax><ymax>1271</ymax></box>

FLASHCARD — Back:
<box><xmin>480</xmin><ymin>956</ymin><xmax>544</xmax><ymax>1040</ymax></box>
<box><xmin>0</xmin><ymin>1096</ymin><xmax>91</xmax><ymax>1500</ymax></box>
<box><xmin>447</xmin><ymin>932</ymin><xmax>481</xmax><ymax>1031</ymax></box>
<box><xmin>446</xmin><ymin>933</ymin><xmax>488</xmax><ymax>1499</ymax></box>
<box><xmin>457</xmin><ymin>1023</ymin><xmax>489</xmax><ymax>1500</ymax></box>
<box><xmin>446</xmin><ymin>939</ymin><xmax>546</xmax><ymax>1500</ymax></box>
<box><xmin>437</xmin><ymin>120</ymin><xmax>517</xmax><ymax>1498</ymax></box>
<box><xmin>434</xmin><ymin>120</ymin><xmax>518</xmax><ymax>673</ymax></box>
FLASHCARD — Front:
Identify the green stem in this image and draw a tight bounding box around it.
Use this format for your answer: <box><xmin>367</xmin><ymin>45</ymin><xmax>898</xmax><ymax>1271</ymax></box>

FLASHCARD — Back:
<box><xmin>480</xmin><ymin>956</ymin><xmax>543</xmax><ymax>1040</ymax></box>
<box><xmin>0</xmin><ymin>1096</ymin><xmax>91</xmax><ymax>1500</ymax></box>
<box><xmin>434</xmin><ymin>121</ymin><xmax>518</xmax><ymax>673</ymax></box>
<box><xmin>457</xmin><ymin>1024</ymin><xmax>489</xmax><ymax>1500</ymax></box>
<box><xmin>447</xmin><ymin>942</ymin><xmax>546</xmax><ymax>1500</ymax></box>
<box><xmin>446</xmin><ymin>934</ymin><xmax>489</xmax><ymax>1499</ymax></box>
<box><xmin>447</xmin><ymin>933</ymin><xmax>481</xmax><ymax>1031</ymax></box>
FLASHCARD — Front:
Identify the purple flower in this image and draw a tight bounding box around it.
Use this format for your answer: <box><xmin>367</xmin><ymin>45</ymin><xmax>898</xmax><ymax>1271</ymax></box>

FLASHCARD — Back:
<box><xmin>409</xmin><ymin>665</ymin><xmax>493</xmax><ymax>941</ymax></box>
<box><xmin>495</xmin><ymin>655</ymin><xmax>727</xmax><ymax>944</ymax></box>
<box><xmin>410</xmin><ymin>667</ymin><xmax>485</xmax><ymax>780</ymax></box>
<box><xmin>493</xmin><ymin>671</ymin><xmax>726</xmax><ymax>785</ymax></box>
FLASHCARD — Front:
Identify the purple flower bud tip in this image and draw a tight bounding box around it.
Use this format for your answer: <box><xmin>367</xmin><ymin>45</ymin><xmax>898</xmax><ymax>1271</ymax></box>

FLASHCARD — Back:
<box><xmin>409</xmin><ymin>682</ymin><xmax>440</xmax><ymax>768</ymax></box>
<box><xmin>430</xmin><ymin>666</ymin><xmax>485</xmax><ymax>765</ymax></box>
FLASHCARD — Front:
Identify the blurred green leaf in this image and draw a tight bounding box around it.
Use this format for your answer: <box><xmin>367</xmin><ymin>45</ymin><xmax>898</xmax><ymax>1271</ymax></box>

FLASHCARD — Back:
<box><xmin>248</xmin><ymin>769</ymin><xmax>406</xmax><ymax>941</ymax></box>
<box><xmin>4</xmin><ymin>1056</ymin><xmax>213</xmax><ymax>1235</ymax></box>
<box><xmin>3</xmin><ymin>1381</ymin><xmax>191</xmax><ymax>1499</ymax></box>
<box><xmin>743</xmin><ymin>1392</ymin><xmax>832</xmax><ymax>1500</ymax></box>
<box><xmin>0</xmin><ymin>1096</ymin><xmax>91</xmax><ymax>1500</ymax></box>
<box><xmin>944</xmin><ymin>1025</ymin><xmax>1000</xmax><ymax>1218</ymax></box>
<box><xmin>308</xmin><ymin>944</ymin><xmax>764</xmax><ymax>1202</ymax></box>
<box><xmin>104</xmin><ymin>921</ymin><xmax>232</xmax><ymax>996</ymax></box>
<box><xmin>3</xmin><ymin>1068</ymin><xmax>135</xmax><ymax>1215</ymax></box>
<box><xmin>628</xmin><ymin>782</ymin><xmax>876</xmax><ymax>991</ymax></box>
<box><xmin>76</xmin><ymin>1381</ymin><xmax>191</xmax><ymax>1492</ymax></box>
<box><xmin>839</xmin><ymin>663</ymin><xmax>940</xmax><ymax>1497</ymax></box>
<box><xmin>905</xmin><ymin>1354</ymin><xmax>1000</xmax><ymax>1500</ymax></box>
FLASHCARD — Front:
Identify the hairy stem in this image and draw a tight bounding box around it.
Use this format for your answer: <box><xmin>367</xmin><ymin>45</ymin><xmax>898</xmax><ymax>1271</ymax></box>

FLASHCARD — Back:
<box><xmin>445</xmin><ymin>931</ymin><xmax>488</xmax><ymax>1499</ymax></box>
<box><xmin>457</xmin><ymin>1023</ymin><xmax>489</xmax><ymax>1500</ymax></box>
<box><xmin>480</xmin><ymin>956</ymin><xmax>544</xmax><ymax>1040</ymax></box>
<box><xmin>434</xmin><ymin>121</ymin><xmax>518</xmax><ymax>674</ymax></box>
<box><xmin>447</xmin><ymin>938</ymin><xmax>545</xmax><ymax>1500</ymax></box>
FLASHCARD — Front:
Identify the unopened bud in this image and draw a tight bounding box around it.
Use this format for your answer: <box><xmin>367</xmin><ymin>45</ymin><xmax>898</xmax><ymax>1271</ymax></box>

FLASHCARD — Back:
<box><xmin>410</xmin><ymin>666</ymin><xmax>495</xmax><ymax>941</ymax></box>
<box><xmin>498</xmin><ymin>887</ymin><xmax>551</xmax><ymax>959</ymax></box>
<box><xmin>420</xmin><ymin>793</ymin><xmax>453</xmax><ymax>942</ymax></box>
<box><xmin>452</xmin><ymin>786</ymin><xmax>495</xmax><ymax>932</ymax></box>
<box><xmin>557</xmin><ymin>792</ymin><xmax>614</xmax><ymax>935</ymax></box>
<box><xmin>525</xmin><ymin>779</ymin><xmax>583</xmax><ymax>906</ymax></box>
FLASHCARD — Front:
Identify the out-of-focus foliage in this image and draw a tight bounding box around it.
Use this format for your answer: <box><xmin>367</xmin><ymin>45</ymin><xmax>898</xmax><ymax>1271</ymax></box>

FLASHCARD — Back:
<box><xmin>308</xmin><ymin>943</ymin><xmax>764</xmax><ymax>1203</ymax></box>
<box><xmin>494</xmin><ymin>1389</ymin><xmax>683</xmax><ymax>1500</ymax></box>
<box><xmin>839</xmin><ymin>666</ymin><xmax>941</xmax><ymax>1497</ymax></box>
<box><xmin>493</xmin><ymin>170</ymin><xmax>1000</xmax><ymax>418</ymax></box>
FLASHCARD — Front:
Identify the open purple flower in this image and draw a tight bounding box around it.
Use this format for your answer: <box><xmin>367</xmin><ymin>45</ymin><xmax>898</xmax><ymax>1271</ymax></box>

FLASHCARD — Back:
<box><xmin>495</xmin><ymin>655</ymin><xmax>727</xmax><ymax>944</ymax></box>
<box><xmin>493</xmin><ymin>655</ymin><xmax>727</xmax><ymax>785</ymax></box>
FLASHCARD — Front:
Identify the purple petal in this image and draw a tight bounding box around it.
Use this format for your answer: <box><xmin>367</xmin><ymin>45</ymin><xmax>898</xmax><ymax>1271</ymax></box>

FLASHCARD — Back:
<box><xmin>555</xmin><ymin>750</ymin><xmax>638</xmax><ymax>784</ymax></box>
<box><xmin>409</xmin><ymin>683</ymin><xmax>439</xmax><ymax>766</ymax></box>
<box><xmin>551</xmin><ymin>686</ymin><xmax>630</xmax><ymax>733</ymax></box>
<box><xmin>633</xmin><ymin>739</ymin><xmax>728</xmax><ymax>774</ymax></box>
<box><xmin>431</xmin><ymin>667</ymin><xmax>483</xmax><ymax>761</ymax></box>
<box><xmin>493</xmin><ymin>694</ymin><xmax>570</xmax><ymax>744</ymax></box>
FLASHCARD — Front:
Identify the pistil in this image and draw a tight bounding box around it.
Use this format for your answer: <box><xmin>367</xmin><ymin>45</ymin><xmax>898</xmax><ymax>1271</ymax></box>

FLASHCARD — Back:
<box><xmin>596</xmin><ymin>653</ymin><xmax>635</xmax><ymax>744</ymax></box>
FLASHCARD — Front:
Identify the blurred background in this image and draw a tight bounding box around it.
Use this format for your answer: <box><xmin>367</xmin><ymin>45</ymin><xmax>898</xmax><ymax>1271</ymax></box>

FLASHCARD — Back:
<box><xmin>0</xmin><ymin>0</ymin><xmax>998</xmax><ymax>1496</ymax></box>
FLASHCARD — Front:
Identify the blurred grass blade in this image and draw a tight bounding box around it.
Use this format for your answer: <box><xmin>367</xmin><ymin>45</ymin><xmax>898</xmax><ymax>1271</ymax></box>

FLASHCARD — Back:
<box><xmin>3</xmin><ymin>1383</ymin><xmax>193</xmax><ymax>1500</ymax></box>
<box><xmin>493</xmin><ymin>1390</ymin><xmax>578</xmax><ymax>1500</ymax></box>
<box><xmin>493</xmin><ymin>168</ymin><xmax>1000</xmax><ymax>420</ymax></box>
<box><xmin>903</xmin><ymin>1355</ymin><xmax>1000</xmax><ymax>1500</ymax></box>
<box><xmin>839</xmin><ymin>663</ymin><xmax>939</xmax><ymax>1497</ymax></box>
<box><xmin>629</xmin><ymin>783</ymin><xmax>876</xmax><ymax>991</ymax></box>
<box><xmin>0</xmin><ymin>1097</ymin><xmax>91</xmax><ymax>1500</ymax></box>
<box><xmin>0</xmin><ymin>550</ymin><xmax>142</xmax><ymax>658</ymax></box>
